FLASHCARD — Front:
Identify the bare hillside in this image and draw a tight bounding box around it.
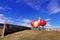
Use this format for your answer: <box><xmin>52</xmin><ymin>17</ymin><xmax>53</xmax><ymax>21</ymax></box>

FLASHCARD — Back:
<box><xmin>0</xmin><ymin>30</ymin><xmax>60</xmax><ymax>40</ymax></box>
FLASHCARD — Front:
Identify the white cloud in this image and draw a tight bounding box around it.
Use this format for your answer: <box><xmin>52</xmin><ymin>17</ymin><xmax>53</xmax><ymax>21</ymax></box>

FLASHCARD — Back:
<box><xmin>46</xmin><ymin>22</ymin><xmax>60</xmax><ymax>28</ymax></box>
<box><xmin>50</xmin><ymin>8</ymin><xmax>60</xmax><ymax>15</ymax></box>
<box><xmin>0</xmin><ymin>14</ymin><xmax>14</xmax><ymax>24</ymax></box>
<box><xmin>46</xmin><ymin>22</ymin><xmax>53</xmax><ymax>28</ymax></box>
<box><xmin>20</xmin><ymin>0</ymin><xmax>49</xmax><ymax>10</ymax></box>
<box><xmin>7</xmin><ymin>17</ymin><xmax>32</xmax><ymax>27</ymax></box>
<box><xmin>20</xmin><ymin>23</ymin><xmax>31</xmax><ymax>27</ymax></box>
<box><xmin>0</xmin><ymin>14</ymin><xmax>31</xmax><ymax>27</ymax></box>
<box><xmin>45</xmin><ymin>18</ymin><xmax>51</xmax><ymax>21</ymax></box>
<box><xmin>0</xmin><ymin>20</ymin><xmax>5</xmax><ymax>23</ymax></box>
<box><xmin>22</xmin><ymin>18</ymin><xmax>31</xmax><ymax>23</ymax></box>
<box><xmin>47</xmin><ymin>0</ymin><xmax>60</xmax><ymax>15</ymax></box>
<box><xmin>0</xmin><ymin>14</ymin><xmax>59</xmax><ymax>28</ymax></box>
<box><xmin>0</xmin><ymin>14</ymin><xmax>5</xmax><ymax>23</ymax></box>
<box><xmin>16</xmin><ymin>0</ymin><xmax>60</xmax><ymax>15</ymax></box>
<box><xmin>0</xmin><ymin>14</ymin><xmax>4</xmax><ymax>17</ymax></box>
<box><xmin>19</xmin><ymin>18</ymin><xmax>59</xmax><ymax>28</ymax></box>
<box><xmin>16</xmin><ymin>18</ymin><xmax>31</xmax><ymax>27</ymax></box>
<box><xmin>45</xmin><ymin>18</ymin><xmax>59</xmax><ymax>28</ymax></box>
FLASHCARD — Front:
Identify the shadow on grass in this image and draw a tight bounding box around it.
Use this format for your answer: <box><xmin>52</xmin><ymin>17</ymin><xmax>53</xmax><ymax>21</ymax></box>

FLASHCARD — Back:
<box><xmin>4</xmin><ymin>26</ymin><xmax>31</xmax><ymax>36</ymax></box>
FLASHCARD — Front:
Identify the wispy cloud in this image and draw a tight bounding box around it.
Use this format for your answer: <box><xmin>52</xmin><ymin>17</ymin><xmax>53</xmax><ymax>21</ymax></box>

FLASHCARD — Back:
<box><xmin>0</xmin><ymin>6</ymin><xmax>12</xmax><ymax>11</ymax></box>
<box><xmin>0</xmin><ymin>14</ymin><xmax>14</xmax><ymax>24</ymax></box>
<box><xmin>50</xmin><ymin>8</ymin><xmax>60</xmax><ymax>15</ymax></box>
<box><xmin>15</xmin><ymin>0</ymin><xmax>60</xmax><ymax>15</ymax></box>
<box><xmin>46</xmin><ymin>21</ymin><xmax>60</xmax><ymax>28</ymax></box>
<box><xmin>20</xmin><ymin>23</ymin><xmax>31</xmax><ymax>27</ymax></box>
<box><xmin>21</xmin><ymin>18</ymin><xmax>31</xmax><ymax>27</ymax></box>
<box><xmin>24</xmin><ymin>0</ymin><xmax>60</xmax><ymax>14</ymax></box>
<box><xmin>22</xmin><ymin>18</ymin><xmax>31</xmax><ymax>23</ymax></box>
<box><xmin>0</xmin><ymin>14</ymin><xmax>31</xmax><ymax>27</ymax></box>
<box><xmin>24</xmin><ymin>0</ymin><xmax>46</xmax><ymax>10</ymax></box>
<box><xmin>0</xmin><ymin>14</ymin><xmax>4</xmax><ymax>17</ymax></box>
<box><xmin>16</xmin><ymin>0</ymin><xmax>49</xmax><ymax>10</ymax></box>
<box><xmin>47</xmin><ymin>0</ymin><xmax>60</xmax><ymax>15</ymax></box>
<box><xmin>0</xmin><ymin>14</ymin><xmax>59</xmax><ymax>28</ymax></box>
<box><xmin>15</xmin><ymin>18</ymin><xmax>31</xmax><ymax>27</ymax></box>
<box><xmin>45</xmin><ymin>18</ymin><xmax>51</xmax><ymax>21</ymax></box>
<box><xmin>45</xmin><ymin>19</ymin><xmax>53</xmax><ymax>28</ymax></box>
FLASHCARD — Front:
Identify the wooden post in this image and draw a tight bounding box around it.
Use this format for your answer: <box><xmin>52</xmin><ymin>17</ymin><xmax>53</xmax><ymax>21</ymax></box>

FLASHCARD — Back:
<box><xmin>1</xmin><ymin>23</ymin><xmax>6</xmax><ymax>38</ymax></box>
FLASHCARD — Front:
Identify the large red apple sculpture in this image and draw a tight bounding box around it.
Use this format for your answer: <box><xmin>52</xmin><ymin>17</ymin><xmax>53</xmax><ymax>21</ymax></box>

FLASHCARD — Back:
<box><xmin>31</xmin><ymin>20</ymin><xmax>39</xmax><ymax>28</ymax></box>
<box><xmin>30</xmin><ymin>18</ymin><xmax>46</xmax><ymax>30</ymax></box>
<box><xmin>39</xmin><ymin>20</ymin><xmax>46</xmax><ymax>26</ymax></box>
<box><xmin>31</xmin><ymin>20</ymin><xmax>35</xmax><ymax>28</ymax></box>
<box><xmin>39</xmin><ymin>20</ymin><xmax>46</xmax><ymax>30</ymax></box>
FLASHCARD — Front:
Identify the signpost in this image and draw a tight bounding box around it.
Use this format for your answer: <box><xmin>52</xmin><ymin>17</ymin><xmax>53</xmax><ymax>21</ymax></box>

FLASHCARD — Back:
<box><xmin>1</xmin><ymin>23</ymin><xmax>6</xmax><ymax>38</ymax></box>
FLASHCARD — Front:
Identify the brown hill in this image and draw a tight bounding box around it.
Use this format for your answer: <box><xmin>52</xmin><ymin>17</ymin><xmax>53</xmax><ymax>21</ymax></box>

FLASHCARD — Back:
<box><xmin>0</xmin><ymin>30</ymin><xmax>60</xmax><ymax>40</ymax></box>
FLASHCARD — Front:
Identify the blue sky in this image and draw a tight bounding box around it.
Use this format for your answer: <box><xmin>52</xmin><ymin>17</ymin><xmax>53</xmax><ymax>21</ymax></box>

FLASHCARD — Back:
<box><xmin>0</xmin><ymin>0</ymin><xmax>60</xmax><ymax>28</ymax></box>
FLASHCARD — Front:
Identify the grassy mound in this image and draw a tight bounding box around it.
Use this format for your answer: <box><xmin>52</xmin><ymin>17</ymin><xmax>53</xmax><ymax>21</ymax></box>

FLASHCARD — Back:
<box><xmin>0</xmin><ymin>30</ymin><xmax>60</xmax><ymax>40</ymax></box>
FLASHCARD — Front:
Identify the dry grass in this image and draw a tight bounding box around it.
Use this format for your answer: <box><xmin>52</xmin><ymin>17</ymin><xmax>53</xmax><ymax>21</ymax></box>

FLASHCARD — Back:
<box><xmin>0</xmin><ymin>30</ymin><xmax>60</xmax><ymax>40</ymax></box>
<box><xmin>0</xmin><ymin>29</ymin><xmax>2</xmax><ymax>35</ymax></box>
